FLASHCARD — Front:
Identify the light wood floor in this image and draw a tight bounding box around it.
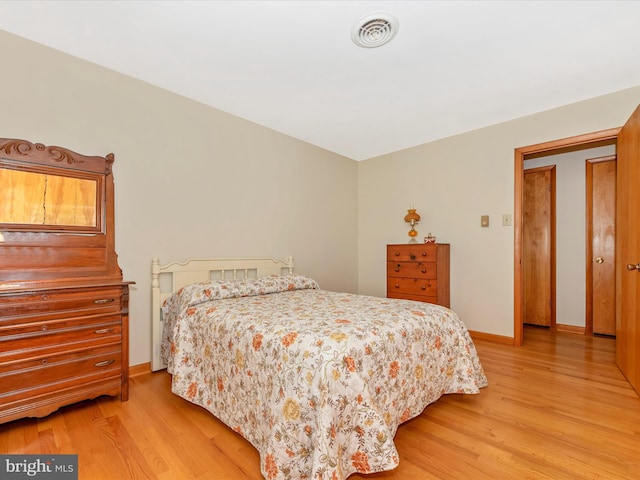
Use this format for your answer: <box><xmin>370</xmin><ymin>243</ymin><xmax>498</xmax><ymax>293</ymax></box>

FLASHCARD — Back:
<box><xmin>1</xmin><ymin>326</ymin><xmax>639</xmax><ymax>479</ymax></box>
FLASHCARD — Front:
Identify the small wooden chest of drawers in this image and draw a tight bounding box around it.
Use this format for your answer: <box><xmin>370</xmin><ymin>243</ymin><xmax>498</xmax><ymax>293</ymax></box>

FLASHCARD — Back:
<box><xmin>386</xmin><ymin>243</ymin><xmax>450</xmax><ymax>307</ymax></box>
<box><xmin>0</xmin><ymin>282</ymin><xmax>130</xmax><ymax>424</ymax></box>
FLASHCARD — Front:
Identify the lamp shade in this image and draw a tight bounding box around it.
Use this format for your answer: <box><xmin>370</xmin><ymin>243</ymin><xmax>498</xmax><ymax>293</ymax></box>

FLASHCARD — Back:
<box><xmin>404</xmin><ymin>209</ymin><xmax>420</xmax><ymax>224</ymax></box>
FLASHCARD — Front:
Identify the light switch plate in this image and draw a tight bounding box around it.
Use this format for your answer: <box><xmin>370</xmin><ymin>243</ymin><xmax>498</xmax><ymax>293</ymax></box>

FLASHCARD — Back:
<box><xmin>481</xmin><ymin>215</ymin><xmax>489</xmax><ymax>227</ymax></box>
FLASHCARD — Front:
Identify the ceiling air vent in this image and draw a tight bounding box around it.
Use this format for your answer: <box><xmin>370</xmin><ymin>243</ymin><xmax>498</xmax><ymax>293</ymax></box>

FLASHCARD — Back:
<box><xmin>351</xmin><ymin>12</ymin><xmax>399</xmax><ymax>48</ymax></box>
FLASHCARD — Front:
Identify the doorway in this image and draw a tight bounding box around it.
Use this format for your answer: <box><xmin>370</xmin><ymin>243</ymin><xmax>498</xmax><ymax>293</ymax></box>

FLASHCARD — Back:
<box><xmin>513</xmin><ymin>129</ymin><xmax>620</xmax><ymax>346</ymax></box>
<box><xmin>521</xmin><ymin>145</ymin><xmax>616</xmax><ymax>336</ymax></box>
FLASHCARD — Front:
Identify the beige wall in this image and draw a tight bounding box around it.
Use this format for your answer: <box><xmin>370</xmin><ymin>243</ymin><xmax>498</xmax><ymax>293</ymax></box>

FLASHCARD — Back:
<box><xmin>358</xmin><ymin>87</ymin><xmax>640</xmax><ymax>337</ymax></box>
<box><xmin>0</xmin><ymin>31</ymin><xmax>359</xmax><ymax>366</ymax></box>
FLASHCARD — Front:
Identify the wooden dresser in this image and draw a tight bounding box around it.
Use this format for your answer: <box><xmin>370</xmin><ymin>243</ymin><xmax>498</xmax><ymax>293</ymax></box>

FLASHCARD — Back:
<box><xmin>0</xmin><ymin>138</ymin><xmax>130</xmax><ymax>424</ymax></box>
<box><xmin>386</xmin><ymin>243</ymin><xmax>450</xmax><ymax>307</ymax></box>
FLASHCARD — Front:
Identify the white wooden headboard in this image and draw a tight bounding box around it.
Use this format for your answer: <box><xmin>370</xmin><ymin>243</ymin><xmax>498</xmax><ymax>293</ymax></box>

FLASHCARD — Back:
<box><xmin>150</xmin><ymin>256</ymin><xmax>294</xmax><ymax>371</ymax></box>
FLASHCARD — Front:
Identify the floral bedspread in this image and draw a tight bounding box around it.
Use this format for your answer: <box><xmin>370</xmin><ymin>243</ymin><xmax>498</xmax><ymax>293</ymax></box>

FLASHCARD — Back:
<box><xmin>162</xmin><ymin>274</ymin><xmax>487</xmax><ymax>480</ymax></box>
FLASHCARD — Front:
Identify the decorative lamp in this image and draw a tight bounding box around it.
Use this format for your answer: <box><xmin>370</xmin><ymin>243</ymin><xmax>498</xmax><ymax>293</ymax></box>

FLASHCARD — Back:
<box><xmin>404</xmin><ymin>207</ymin><xmax>421</xmax><ymax>242</ymax></box>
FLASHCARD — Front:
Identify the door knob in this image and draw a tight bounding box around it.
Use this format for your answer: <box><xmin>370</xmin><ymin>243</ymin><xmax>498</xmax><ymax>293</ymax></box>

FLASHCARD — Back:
<box><xmin>595</xmin><ymin>257</ymin><xmax>604</xmax><ymax>264</ymax></box>
<box><xmin>626</xmin><ymin>263</ymin><xmax>640</xmax><ymax>271</ymax></box>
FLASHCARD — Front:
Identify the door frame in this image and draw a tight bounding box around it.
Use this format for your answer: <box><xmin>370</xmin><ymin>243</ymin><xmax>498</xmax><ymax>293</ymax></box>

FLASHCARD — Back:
<box><xmin>514</xmin><ymin>128</ymin><xmax>620</xmax><ymax>345</ymax></box>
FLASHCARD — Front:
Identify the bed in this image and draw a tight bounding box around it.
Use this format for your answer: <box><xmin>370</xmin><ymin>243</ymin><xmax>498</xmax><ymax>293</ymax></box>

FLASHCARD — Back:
<box><xmin>151</xmin><ymin>257</ymin><xmax>487</xmax><ymax>480</ymax></box>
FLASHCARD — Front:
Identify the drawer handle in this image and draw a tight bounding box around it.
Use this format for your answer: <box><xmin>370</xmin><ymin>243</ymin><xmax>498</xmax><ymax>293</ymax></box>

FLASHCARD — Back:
<box><xmin>394</xmin><ymin>284</ymin><xmax>400</xmax><ymax>288</ymax></box>
<box><xmin>410</xmin><ymin>254</ymin><xmax>416</xmax><ymax>260</ymax></box>
<box><xmin>42</xmin><ymin>359</ymin><xmax>48</xmax><ymax>365</ymax></box>
<box><xmin>394</xmin><ymin>251</ymin><xmax>400</xmax><ymax>256</ymax></box>
<box><xmin>95</xmin><ymin>328</ymin><xmax>115</xmax><ymax>334</ymax></box>
<box><xmin>421</xmin><ymin>268</ymin><xmax>427</xmax><ymax>274</ymax></box>
<box><xmin>421</xmin><ymin>252</ymin><xmax>427</xmax><ymax>256</ymax></box>
<box><xmin>95</xmin><ymin>359</ymin><xmax>115</xmax><ymax>367</ymax></box>
<box><xmin>395</xmin><ymin>264</ymin><xmax>401</xmax><ymax>272</ymax></box>
<box><xmin>421</xmin><ymin>285</ymin><xmax>427</xmax><ymax>290</ymax></box>
<box><xmin>94</xmin><ymin>298</ymin><xmax>115</xmax><ymax>304</ymax></box>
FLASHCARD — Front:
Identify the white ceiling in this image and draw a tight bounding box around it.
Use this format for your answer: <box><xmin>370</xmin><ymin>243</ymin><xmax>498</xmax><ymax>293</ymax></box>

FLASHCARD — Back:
<box><xmin>1</xmin><ymin>1</ymin><xmax>640</xmax><ymax>161</ymax></box>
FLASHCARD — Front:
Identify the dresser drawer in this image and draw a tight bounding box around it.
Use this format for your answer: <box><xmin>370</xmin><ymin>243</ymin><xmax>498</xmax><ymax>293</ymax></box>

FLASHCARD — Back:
<box><xmin>388</xmin><ymin>292</ymin><xmax>437</xmax><ymax>304</ymax></box>
<box><xmin>387</xmin><ymin>261</ymin><xmax>437</xmax><ymax>279</ymax></box>
<box><xmin>387</xmin><ymin>244</ymin><xmax>437</xmax><ymax>262</ymax></box>
<box><xmin>387</xmin><ymin>277</ymin><xmax>437</xmax><ymax>297</ymax></box>
<box><xmin>0</xmin><ymin>319</ymin><xmax>121</xmax><ymax>363</ymax></box>
<box><xmin>0</xmin><ymin>344</ymin><xmax>121</xmax><ymax>400</ymax></box>
<box><xmin>0</xmin><ymin>286</ymin><xmax>123</xmax><ymax>321</ymax></box>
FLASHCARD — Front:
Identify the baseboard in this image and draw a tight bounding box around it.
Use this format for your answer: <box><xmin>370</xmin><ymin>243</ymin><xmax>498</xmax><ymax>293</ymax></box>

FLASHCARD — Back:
<box><xmin>468</xmin><ymin>330</ymin><xmax>514</xmax><ymax>345</ymax></box>
<box><xmin>129</xmin><ymin>362</ymin><xmax>152</xmax><ymax>377</ymax></box>
<box><xmin>555</xmin><ymin>324</ymin><xmax>586</xmax><ymax>334</ymax></box>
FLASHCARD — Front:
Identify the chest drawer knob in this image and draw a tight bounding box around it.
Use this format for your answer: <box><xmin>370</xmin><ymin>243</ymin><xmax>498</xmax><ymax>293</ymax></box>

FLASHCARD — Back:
<box><xmin>394</xmin><ymin>264</ymin><xmax>401</xmax><ymax>272</ymax></box>
<box><xmin>410</xmin><ymin>254</ymin><xmax>416</xmax><ymax>260</ymax></box>
<box><xmin>421</xmin><ymin>268</ymin><xmax>427</xmax><ymax>273</ymax></box>
<box><xmin>42</xmin><ymin>359</ymin><xmax>48</xmax><ymax>365</ymax></box>
<box><xmin>422</xmin><ymin>252</ymin><xmax>427</xmax><ymax>256</ymax></box>
<box><xmin>94</xmin><ymin>298</ymin><xmax>115</xmax><ymax>304</ymax></box>
<box><xmin>421</xmin><ymin>285</ymin><xmax>427</xmax><ymax>290</ymax></box>
<box><xmin>95</xmin><ymin>327</ymin><xmax>115</xmax><ymax>334</ymax></box>
<box><xmin>95</xmin><ymin>359</ymin><xmax>115</xmax><ymax>367</ymax></box>
<box><xmin>41</xmin><ymin>294</ymin><xmax>49</xmax><ymax>301</ymax></box>
<box><xmin>41</xmin><ymin>325</ymin><xmax>48</xmax><ymax>331</ymax></box>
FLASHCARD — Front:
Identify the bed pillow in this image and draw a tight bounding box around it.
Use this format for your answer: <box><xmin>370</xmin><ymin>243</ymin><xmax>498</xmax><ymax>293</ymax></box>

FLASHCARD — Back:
<box><xmin>162</xmin><ymin>273</ymin><xmax>319</xmax><ymax>320</ymax></box>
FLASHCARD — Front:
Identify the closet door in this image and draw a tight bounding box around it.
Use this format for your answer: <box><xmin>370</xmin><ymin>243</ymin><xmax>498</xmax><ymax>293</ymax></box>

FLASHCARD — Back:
<box><xmin>523</xmin><ymin>166</ymin><xmax>556</xmax><ymax>328</ymax></box>
<box><xmin>587</xmin><ymin>157</ymin><xmax>616</xmax><ymax>336</ymax></box>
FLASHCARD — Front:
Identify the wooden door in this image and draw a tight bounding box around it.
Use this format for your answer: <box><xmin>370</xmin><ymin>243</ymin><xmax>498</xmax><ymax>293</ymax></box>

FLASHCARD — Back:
<box><xmin>616</xmin><ymin>104</ymin><xmax>640</xmax><ymax>394</ymax></box>
<box><xmin>586</xmin><ymin>157</ymin><xmax>616</xmax><ymax>336</ymax></box>
<box><xmin>523</xmin><ymin>166</ymin><xmax>556</xmax><ymax>328</ymax></box>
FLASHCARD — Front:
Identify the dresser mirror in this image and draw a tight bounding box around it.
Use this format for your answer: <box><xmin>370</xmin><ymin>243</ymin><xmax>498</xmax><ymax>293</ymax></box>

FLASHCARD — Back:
<box><xmin>0</xmin><ymin>162</ymin><xmax>103</xmax><ymax>232</ymax></box>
